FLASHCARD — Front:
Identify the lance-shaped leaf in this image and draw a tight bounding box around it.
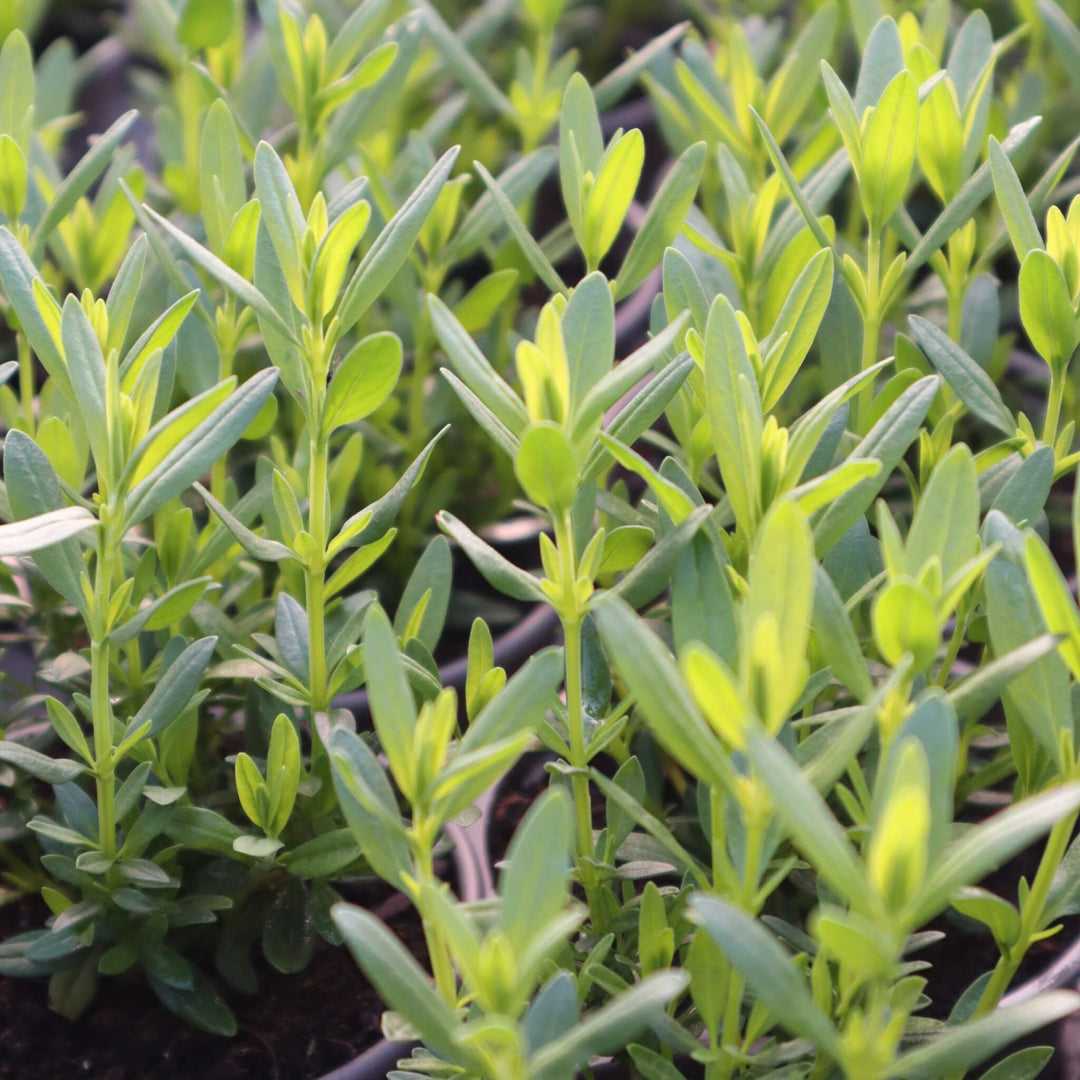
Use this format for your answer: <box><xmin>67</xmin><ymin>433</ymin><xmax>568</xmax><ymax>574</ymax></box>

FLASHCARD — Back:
<box><xmin>141</xmin><ymin>205</ymin><xmax>299</xmax><ymax>345</ymax></box>
<box><xmin>859</xmin><ymin>70</ymin><xmax>919</xmax><ymax>232</ymax></box>
<box><xmin>334</xmin><ymin>427</ymin><xmax>448</xmax><ymax>553</ymax></box>
<box><xmin>1026</xmin><ymin>531</ymin><xmax>1080</xmax><ymax>682</ymax></box>
<box><xmin>123</xmin><ymin>637</ymin><xmax>218</xmax><ymax>741</ymax></box>
<box><xmin>60</xmin><ymin>296</ymin><xmax>110</xmax><ymax>478</ymax></box>
<box><xmin>906</xmin><ymin>444</ymin><xmax>979</xmax><ymax>580</ymax></box>
<box><xmin>615</xmin><ymin>141</ymin><xmax>706</xmax><ymax>301</ymax></box>
<box><xmin>124</xmin><ymin>369</ymin><xmax>279</xmax><ymax>525</ymax></box>
<box><xmin>0</xmin><ymin>741</ymin><xmax>85</xmax><ymax>784</ymax></box>
<box><xmin>899</xmin><ymin>116</ymin><xmax>1041</xmax><ymax>286</ymax></box>
<box><xmin>0</xmin><ymin>229</ymin><xmax>72</xmax><ymax>398</ymax></box>
<box><xmin>885</xmin><ymin>992</ymin><xmax>1080</xmax><ymax>1078</ymax></box>
<box><xmin>429</xmin><ymin>294</ymin><xmax>529</xmax><ymax>435</ymax></box>
<box><xmin>199</xmin><ymin>99</ymin><xmax>246</xmax><ymax>254</ymax></box>
<box><xmin>444</xmin><ymin>147</ymin><xmax>556</xmax><ymax>263</ymax></box>
<box><xmin>529</xmin><ymin>972</ymin><xmax>689</xmax><ymax>1080</ymax></box>
<box><xmin>572</xmin><ymin>313</ymin><xmax>690</xmax><ymax>443</ymax></box>
<box><xmin>705</xmin><ymin>294</ymin><xmax>762</xmax><ymax>534</ymax></box>
<box><xmin>689</xmin><ymin>895</ymin><xmax>843</xmax><ymax>1059</ymax></box>
<box><xmin>745</xmin><ymin>724</ymin><xmax>874</xmax><ymax>913</ymax></box>
<box><xmin>338</xmin><ymin>146</ymin><xmax>461</xmax><ymax>331</ymax></box>
<box><xmin>910</xmin><ymin>783</ymin><xmax>1080</xmax><ymax>925</ymax></box>
<box><xmin>813</xmin><ymin>376</ymin><xmax>939</xmax><ymax>554</ymax></box>
<box><xmin>459</xmin><ymin>646</ymin><xmax>563</xmax><ymax>752</ymax></box>
<box><xmin>581</xmin><ymin>355</ymin><xmax>695</xmax><ymax>484</ymax></box>
<box><xmin>750</xmin><ymin>107</ymin><xmax>833</xmax><ymax>250</ymax></box>
<box><xmin>436</xmin><ymin>510</ymin><xmax>546</xmax><ymax>603</ymax></box>
<box><xmin>253</xmin><ymin>141</ymin><xmax>306</xmax><ymax>309</ymax></box>
<box><xmin>908</xmin><ymin>316</ymin><xmax>1014</xmax><ymax>436</ymax></box>
<box><xmin>4</xmin><ymin>430</ymin><xmax>88</xmax><ymax>611</ymax></box>
<box><xmin>362</xmin><ymin>604</ymin><xmax>416</xmax><ymax>796</ymax></box>
<box><xmin>332</xmin><ymin>904</ymin><xmax>467</xmax><ymax>1066</ymax></box>
<box><xmin>412</xmin><ymin>0</ymin><xmax>512</xmax><ymax>116</ymax></box>
<box><xmin>813</xmin><ymin>563</ymin><xmax>872</xmax><ymax>701</ymax></box>
<box><xmin>949</xmin><ymin>634</ymin><xmax>1060</xmax><ymax>724</ymax></box>
<box><xmin>110</xmin><ymin>577</ymin><xmax>216</xmax><ymax>643</ymax></box>
<box><xmin>29</xmin><ymin>110</ymin><xmax>139</xmax><ymax>257</ymax></box>
<box><xmin>606</xmin><ymin>504</ymin><xmax>712</xmax><ymax>609</ymax></box>
<box><xmin>473</xmin><ymin>159</ymin><xmax>568</xmax><ymax>296</ymax></box>
<box><xmin>193</xmin><ymin>482</ymin><xmax>298</xmax><ymax>563</ymax></box>
<box><xmin>984</xmin><ymin>511</ymin><xmax>1072</xmax><ymax>762</ymax></box>
<box><xmin>762</xmin><ymin>248</ymin><xmax>834</xmax><ymax>410</ymax></box>
<box><xmin>990</xmin><ymin>136</ymin><xmax>1044</xmax><ymax>262</ymax></box>
<box><xmin>0</xmin><ymin>507</ymin><xmax>96</xmax><ymax>557</ymax></box>
<box><xmin>1019</xmin><ymin>249</ymin><xmax>1077</xmax><ymax>371</ymax></box>
<box><xmin>593</xmin><ymin>594</ymin><xmax>735</xmax><ymax>795</ymax></box>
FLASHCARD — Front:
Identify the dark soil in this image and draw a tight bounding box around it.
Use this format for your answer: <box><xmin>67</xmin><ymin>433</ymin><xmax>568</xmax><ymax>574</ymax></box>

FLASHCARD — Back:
<box><xmin>487</xmin><ymin>752</ymin><xmax>559</xmax><ymax>868</ymax></box>
<box><xmin>922</xmin><ymin>839</ymin><xmax>1078</xmax><ymax>1021</ymax></box>
<box><xmin>0</xmin><ymin>882</ymin><xmax>425</xmax><ymax>1080</ymax></box>
<box><xmin>487</xmin><ymin>751</ymin><xmax>614</xmax><ymax>870</ymax></box>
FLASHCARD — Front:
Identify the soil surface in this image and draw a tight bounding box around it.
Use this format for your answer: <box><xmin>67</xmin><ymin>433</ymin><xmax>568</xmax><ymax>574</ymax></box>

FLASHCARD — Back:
<box><xmin>0</xmin><ymin>882</ymin><xmax>425</xmax><ymax>1080</ymax></box>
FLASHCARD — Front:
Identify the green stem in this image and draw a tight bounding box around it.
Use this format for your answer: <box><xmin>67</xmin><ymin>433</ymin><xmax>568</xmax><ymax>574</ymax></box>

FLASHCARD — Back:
<box><xmin>741</xmin><ymin>817</ymin><xmax>763</xmax><ymax>911</ymax></box>
<box><xmin>716</xmin><ymin>968</ymin><xmax>745</xmax><ymax>1080</ymax></box>
<box><xmin>554</xmin><ymin>513</ymin><xmax>604</xmax><ymax>925</ymax></box>
<box><xmin>711</xmin><ymin>808</ymin><xmax>766</xmax><ymax>1080</ymax></box>
<box><xmin>416</xmin><ymin>832</ymin><xmax>458</xmax><ymax>1006</ymax></box>
<box><xmin>306</xmin><ymin>437</ymin><xmax>329</xmax><ymax>715</ymax></box>
<box><xmin>1044</xmin><ymin>369</ymin><xmax>1066</xmax><ymax>447</ymax></box>
<box><xmin>934</xmin><ymin>612</ymin><xmax>967</xmax><ymax>687</ymax></box>
<box><xmin>856</xmin><ymin>229</ymin><xmax>882</xmax><ymax>434</ymax></box>
<box><xmin>408</xmin><ymin>313</ymin><xmax>432</xmax><ymax>454</ymax></box>
<box><xmin>562</xmin><ymin>617</ymin><xmax>592</xmax><ymax>846</ymax></box>
<box><xmin>947</xmin><ymin>287</ymin><xmax>963</xmax><ymax>342</ymax></box>
<box><xmin>92</xmin><ymin>531</ymin><xmax>117</xmax><ymax>859</ymax></box>
<box><xmin>563</xmin><ymin>612</ymin><xmax>606</xmax><ymax>926</ymax></box>
<box><xmin>968</xmin><ymin>809</ymin><xmax>1079</xmax><ymax>1022</ymax></box>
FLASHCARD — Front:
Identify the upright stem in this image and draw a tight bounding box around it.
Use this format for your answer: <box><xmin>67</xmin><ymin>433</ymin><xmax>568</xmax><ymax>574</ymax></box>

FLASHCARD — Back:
<box><xmin>563</xmin><ymin>617</ymin><xmax>594</xmax><ymax>860</ymax></box>
<box><xmin>1044</xmin><ymin>369</ymin><xmax>1066</xmax><ymax>447</ymax></box>
<box><xmin>415</xmin><ymin>829</ymin><xmax>458</xmax><ymax>1006</ymax></box>
<box><xmin>947</xmin><ymin>288</ymin><xmax>963</xmax><ymax>342</ymax></box>
<box><xmin>856</xmin><ymin>229</ymin><xmax>882</xmax><ymax>434</ymax></box>
<box><xmin>741</xmin><ymin>818</ymin><xmax>763</xmax><ymax>910</ymax></box>
<box><xmin>554</xmin><ymin>513</ymin><xmax>604</xmax><ymax>924</ymax></box>
<box><xmin>408</xmin><ymin>314</ymin><xmax>432</xmax><ymax>454</ymax></box>
<box><xmin>306</xmin><ymin>436</ymin><xmax>329</xmax><ymax>715</ymax></box>
<box><xmin>934</xmin><ymin>611</ymin><xmax>968</xmax><ymax>687</ymax></box>
<box><xmin>715</xmin><ymin>969</ymin><xmax>745</xmax><ymax>1080</ymax></box>
<box><xmin>969</xmin><ymin>809</ymin><xmax>1079</xmax><ymax>1021</ymax></box>
<box><xmin>92</xmin><ymin>528</ymin><xmax>117</xmax><ymax>858</ymax></box>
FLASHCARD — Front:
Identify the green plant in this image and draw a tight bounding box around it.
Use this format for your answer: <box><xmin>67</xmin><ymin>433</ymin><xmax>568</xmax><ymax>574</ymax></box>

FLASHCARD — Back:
<box><xmin>139</xmin><ymin>136</ymin><xmax>458</xmax><ymax>725</ymax></box>
<box><xmin>0</xmin><ymin>265</ymin><xmax>277</xmax><ymax>1025</ymax></box>
<box><xmin>7</xmin><ymin>2</ymin><xmax>1080</xmax><ymax>1076</ymax></box>
<box><xmin>335</xmin><ymin>789</ymin><xmax>688</xmax><ymax>1080</ymax></box>
<box><xmin>431</xmin><ymin>267</ymin><xmax>700</xmax><ymax>927</ymax></box>
<box><xmin>328</xmin><ymin>605</ymin><xmax>564</xmax><ymax>1007</ymax></box>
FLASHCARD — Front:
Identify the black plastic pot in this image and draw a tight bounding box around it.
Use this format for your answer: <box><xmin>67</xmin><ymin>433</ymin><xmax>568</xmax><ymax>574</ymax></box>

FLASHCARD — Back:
<box><xmin>321</xmin><ymin>1037</ymin><xmax>420</xmax><ymax>1080</ymax></box>
<box><xmin>332</xmin><ymin>600</ymin><xmax>560</xmax><ymax>725</ymax></box>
